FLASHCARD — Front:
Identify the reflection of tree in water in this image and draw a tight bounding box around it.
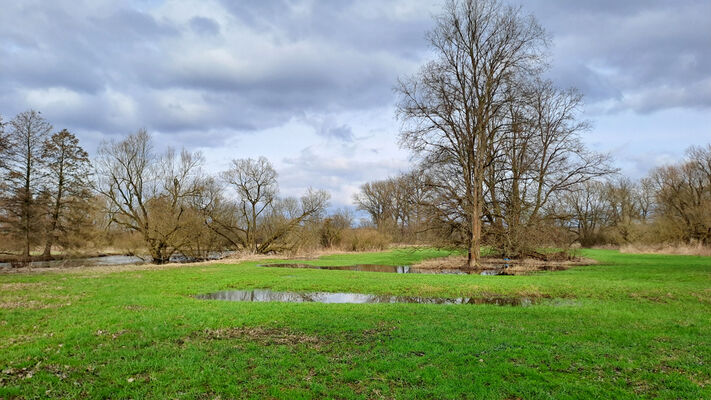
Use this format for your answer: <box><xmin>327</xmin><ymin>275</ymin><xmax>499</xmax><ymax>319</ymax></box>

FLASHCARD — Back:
<box><xmin>198</xmin><ymin>289</ymin><xmax>535</xmax><ymax>306</ymax></box>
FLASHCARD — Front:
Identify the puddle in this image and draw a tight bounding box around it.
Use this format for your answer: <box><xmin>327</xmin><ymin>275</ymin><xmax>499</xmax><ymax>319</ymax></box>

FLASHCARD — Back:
<box><xmin>0</xmin><ymin>251</ymin><xmax>236</xmax><ymax>269</ymax></box>
<box><xmin>0</xmin><ymin>255</ymin><xmax>146</xmax><ymax>269</ymax></box>
<box><xmin>259</xmin><ymin>263</ymin><xmax>512</xmax><ymax>276</ymax></box>
<box><xmin>196</xmin><ymin>289</ymin><xmax>535</xmax><ymax>306</ymax></box>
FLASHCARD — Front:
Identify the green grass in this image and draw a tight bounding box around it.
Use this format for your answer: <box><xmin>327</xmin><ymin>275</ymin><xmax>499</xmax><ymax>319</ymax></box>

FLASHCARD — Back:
<box><xmin>1</xmin><ymin>248</ymin><xmax>709</xmax><ymax>399</ymax></box>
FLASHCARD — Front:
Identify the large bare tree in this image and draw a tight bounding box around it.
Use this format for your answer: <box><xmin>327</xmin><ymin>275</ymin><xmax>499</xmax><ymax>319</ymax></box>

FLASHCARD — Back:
<box><xmin>397</xmin><ymin>0</ymin><xmax>547</xmax><ymax>266</ymax></box>
<box><xmin>94</xmin><ymin>129</ymin><xmax>204</xmax><ymax>263</ymax></box>
<box><xmin>1</xmin><ymin>110</ymin><xmax>52</xmax><ymax>259</ymax></box>
<box><xmin>354</xmin><ymin>180</ymin><xmax>395</xmax><ymax>231</ymax></box>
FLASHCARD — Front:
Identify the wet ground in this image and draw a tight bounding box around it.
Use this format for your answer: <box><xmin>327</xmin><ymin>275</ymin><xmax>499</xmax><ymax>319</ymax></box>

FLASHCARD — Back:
<box><xmin>258</xmin><ymin>263</ymin><xmax>513</xmax><ymax>275</ymax></box>
<box><xmin>196</xmin><ymin>288</ymin><xmax>535</xmax><ymax>306</ymax></box>
<box><xmin>0</xmin><ymin>255</ymin><xmax>146</xmax><ymax>269</ymax></box>
<box><xmin>0</xmin><ymin>252</ymin><xmax>236</xmax><ymax>269</ymax></box>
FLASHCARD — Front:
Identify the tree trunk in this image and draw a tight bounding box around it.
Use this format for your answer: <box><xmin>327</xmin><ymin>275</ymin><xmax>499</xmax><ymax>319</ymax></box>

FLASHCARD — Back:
<box><xmin>43</xmin><ymin>204</ymin><xmax>61</xmax><ymax>258</ymax></box>
<box><xmin>468</xmin><ymin>187</ymin><xmax>482</xmax><ymax>268</ymax></box>
<box><xmin>23</xmin><ymin>141</ymin><xmax>31</xmax><ymax>260</ymax></box>
<box><xmin>42</xmin><ymin>241</ymin><xmax>52</xmax><ymax>259</ymax></box>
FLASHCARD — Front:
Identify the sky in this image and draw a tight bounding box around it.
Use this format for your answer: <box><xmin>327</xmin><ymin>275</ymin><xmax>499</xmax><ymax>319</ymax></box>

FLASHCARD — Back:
<box><xmin>1</xmin><ymin>0</ymin><xmax>710</xmax><ymax>208</ymax></box>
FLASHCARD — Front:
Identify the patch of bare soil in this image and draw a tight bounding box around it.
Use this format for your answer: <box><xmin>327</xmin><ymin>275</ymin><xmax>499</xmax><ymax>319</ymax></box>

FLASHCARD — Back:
<box><xmin>411</xmin><ymin>255</ymin><xmax>596</xmax><ymax>275</ymax></box>
<box><xmin>183</xmin><ymin>322</ymin><xmax>398</xmax><ymax>350</ymax></box>
<box><xmin>195</xmin><ymin>326</ymin><xmax>322</xmax><ymax>346</ymax></box>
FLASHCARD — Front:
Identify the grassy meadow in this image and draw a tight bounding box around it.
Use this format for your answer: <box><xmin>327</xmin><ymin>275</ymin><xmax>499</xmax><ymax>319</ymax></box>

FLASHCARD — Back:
<box><xmin>1</xmin><ymin>248</ymin><xmax>709</xmax><ymax>399</ymax></box>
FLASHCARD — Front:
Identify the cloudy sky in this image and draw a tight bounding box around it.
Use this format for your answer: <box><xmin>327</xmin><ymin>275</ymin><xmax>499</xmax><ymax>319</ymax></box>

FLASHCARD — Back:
<box><xmin>1</xmin><ymin>0</ymin><xmax>710</xmax><ymax>207</ymax></box>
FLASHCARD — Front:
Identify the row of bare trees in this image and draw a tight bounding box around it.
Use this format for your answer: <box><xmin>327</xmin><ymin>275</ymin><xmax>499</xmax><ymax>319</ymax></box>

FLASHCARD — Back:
<box><xmin>1</xmin><ymin>111</ymin><xmax>334</xmax><ymax>264</ymax></box>
<box><xmin>93</xmin><ymin>131</ymin><xmax>331</xmax><ymax>263</ymax></box>
<box><xmin>356</xmin><ymin>144</ymin><xmax>711</xmax><ymax>254</ymax></box>
<box><xmin>562</xmin><ymin>146</ymin><xmax>711</xmax><ymax>247</ymax></box>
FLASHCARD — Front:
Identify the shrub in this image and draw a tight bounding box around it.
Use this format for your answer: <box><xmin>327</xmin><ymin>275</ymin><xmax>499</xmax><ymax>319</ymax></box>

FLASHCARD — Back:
<box><xmin>340</xmin><ymin>228</ymin><xmax>391</xmax><ymax>251</ymax></box>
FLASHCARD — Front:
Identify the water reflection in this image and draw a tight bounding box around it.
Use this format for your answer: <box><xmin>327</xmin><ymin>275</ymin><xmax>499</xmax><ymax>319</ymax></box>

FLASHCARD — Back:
<box><xmin>0</xmin><ymin>255</ymin><xmax>146</xmax><ymax>269</ymax></box>
<box><xmin>259</xmin><ymin>263</ymin><xmax>511</xmax><ymax>276</ymax></box>
<box><xmin>197</xmin><ymin>288</ymin><xmax>535</xmax><ymax>306</ymax></box>
<box><xmin>0</xmin><ymin>251</ymin><xmax>236</xmax><ymax>269</ymax></box>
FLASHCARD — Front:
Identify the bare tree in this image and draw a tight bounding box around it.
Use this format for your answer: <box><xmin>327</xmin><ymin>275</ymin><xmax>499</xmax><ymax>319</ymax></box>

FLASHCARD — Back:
<box><xmin>94</xmin><ymin>130</ymin><xmax>204</xmax><ymax>263</ymax></box>
<box><xmin>1</xmin><ymin>110</ymin><xmax>52</xmax><ymax>259</ymax></box>
<box><xmin>0</xmin><ymin>114</ymin><xmax>8</xmax><ymax>170</ymax></box>
<box><xmin>40</xmin><ymin>129</ymin><xmax>93</xmax><ymax>257</ymax></box>
<box><xmin>485</xmin><ymin>79</ymin><xmax>613</xmax><ymax>256</ymax></box>
<box><xmin>561</xmin><ymin>180</ymin><xmax>610</xmax><ymax>246</ymax></box>
<box><xmin>397</xmin><ymin>0</ymin><xmax>547</xmax><ymax>266</ymax></box>
<box><xmin>258</xmin><ymin>189</ymin><xmax>330</xmax><ymax>253</ymax></box>
<box><xmin>221</xmin><ymin>157</ymin><xmax>278</xmax><ymax>253</ymax></box>
<box><xmin>202</xmin><ymin>157</ymin><xmax>330</xmax><ymax>254</ymax></box>
<box><xmin>354</xmin><ymin>180</ymin><xmax>395</xmax><ymax>231</ymax></box>
<box><xmin>354</xmin><ymin>172</ymin><xmax>431</xmax><ymax>241</ymax></box>
<box><xmin>320</xmin><ymin>208</ymin><xmax>354</xmax><ymax>248</ymax></box>
<box><xmin>649</xmin><ymin>145</ymin><xmax>711</xmax><ymax>245</ymax></box>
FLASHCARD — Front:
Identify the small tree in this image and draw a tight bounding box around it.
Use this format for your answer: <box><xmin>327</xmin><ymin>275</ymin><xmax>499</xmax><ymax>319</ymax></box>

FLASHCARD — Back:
<box><xmin>202</xmin><ymin>157</ymin><xmax>330</xmax><ymax>254</ymax></box>
<box><xmin>221</xmin><ymin>157</ymin><xmax>278</xmax><ymax>253</ymax></box>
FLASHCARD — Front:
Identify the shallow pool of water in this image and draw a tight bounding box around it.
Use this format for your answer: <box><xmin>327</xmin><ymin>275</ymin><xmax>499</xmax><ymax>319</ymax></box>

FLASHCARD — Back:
<box><xmin>0</xmin><ymin>255</ymin><xmax>146</xmax><ymax>269</ymax></box>
<box><xmin>196</xmin><ymin>288</ymin><xmax>535</xmax><ymax>306</ymax></box>
<box><xmin>258</xmin><ymin>263</ymin><xmax>512</xmax><ymax>275</ymax></box>
<box><xmin>0</xmin><ymin>251</ymin><xmax>237</xmax><ymax>269</ymax></box>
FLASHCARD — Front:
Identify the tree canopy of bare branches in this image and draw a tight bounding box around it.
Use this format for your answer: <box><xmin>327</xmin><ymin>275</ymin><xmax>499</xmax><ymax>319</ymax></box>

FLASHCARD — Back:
<box><xmin>94</xmin><ymin>129</ymin><xmax>205</xmax><ymax>263</ymax></box>
<box><xmin>397</xmin><ymin>0</ymin><xmax>612</xmax><ymax>261</ymax></box>
<box><xmin>201</xmin><ymin>157</ymin><xmax>330</xmax><ymax>254</ymax></box>
<box><xmin>397</xmin><ymin>0</ymin><xmax>548</xmax><ymax>265</ymax></box>
<box><xmin>649</xmin><ymin>145</ymin><xmax>711</xmax><ymax>245</ymax></box>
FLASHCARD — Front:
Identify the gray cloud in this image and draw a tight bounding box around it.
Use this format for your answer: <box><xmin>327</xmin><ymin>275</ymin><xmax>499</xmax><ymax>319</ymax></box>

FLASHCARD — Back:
<box><xmin>528</xmin><ymin>0</ymin><xmax>711</xmax><ymax>113</ymax></box>
<box><xmin>189</xmin><ymin>16</ymin><xmax>221</xmax><ymax>36</ymax></box>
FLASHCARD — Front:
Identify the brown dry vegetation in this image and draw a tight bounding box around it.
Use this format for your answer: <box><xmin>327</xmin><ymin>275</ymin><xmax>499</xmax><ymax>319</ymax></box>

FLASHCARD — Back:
<box><xmin>620</xmin><ymin>243</ymin><xmax>711</xmax><ymax>257</ymax></box>
<box><xmin>411</xmin><ymin>255</ymin><xmax>596</xmax><ymax>275</ymax></box>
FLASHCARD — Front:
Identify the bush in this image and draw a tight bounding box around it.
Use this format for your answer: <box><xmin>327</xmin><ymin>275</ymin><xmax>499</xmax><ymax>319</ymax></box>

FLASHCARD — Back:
<box><xmin>340</xmin><ymin>228</ymin><xmax>391</xmax><ymax>251</ymax></box>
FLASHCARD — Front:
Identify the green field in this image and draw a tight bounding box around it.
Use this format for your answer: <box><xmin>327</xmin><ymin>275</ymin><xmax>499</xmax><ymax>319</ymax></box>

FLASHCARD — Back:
<box><xmin>1</xmin><ymin>249</ymin><xmax>709</xmax><ymax>399</ymax></box>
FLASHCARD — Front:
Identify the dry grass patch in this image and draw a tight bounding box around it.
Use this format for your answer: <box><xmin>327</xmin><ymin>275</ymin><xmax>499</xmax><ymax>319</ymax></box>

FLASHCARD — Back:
<box><xmin>412</xmin><ymin>255</ymin><xmax>595</xmax><ymax>275</ymax></box>
<box><xmin>0</xmin><ymin>282</ymin><xmax>46</xmax><ymax>291</ymax></box>
<box><xmin>620</xmin><ymin>243</ymin><xmax>711</xmax><ymax>257</ymax></box>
